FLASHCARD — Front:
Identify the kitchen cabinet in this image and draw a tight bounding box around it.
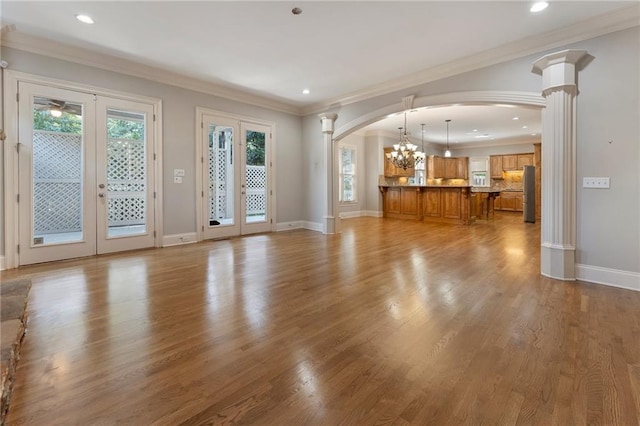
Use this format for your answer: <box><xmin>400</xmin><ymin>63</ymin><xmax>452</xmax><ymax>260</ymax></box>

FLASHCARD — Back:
<box><xmin>502</xmin><ymin>155</ymin><xmax>518</xmax><ymax>171</ymax></box>
<box><xmin>517</xmin><ymin>154</ymin><xmax>534</xmax><ymax>169</ymax></box>
<box><xmin>383</xmin><ymin>148</ymin><xmax>414</xmax><ymax>177</ymax></box>
<box><xmin>456</xmin><ymin>157</ymin><xmax>469</xmax><ymax>179</ymax></box>
<box><xmin>429</xmin><ymin>155</ymin><xmax>467</xmax><ymax>179</ymax></box>
<box><xmin>444</xmin><ymin>158</ymin><xmax>457</xmax><ymax>179</ymax></box>
<box><xmin>490</xmin><ymin>156</ymin><xmax>503</xmax><ymax>179</ymax></box>
<box><xmin>496</xmin><ymin>191</ymin><xmax>523</xmax><ymax>212</ymax></box>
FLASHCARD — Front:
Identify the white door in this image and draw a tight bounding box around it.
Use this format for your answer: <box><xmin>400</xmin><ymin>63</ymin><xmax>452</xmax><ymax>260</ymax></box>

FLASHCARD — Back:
<box><xmin>201</xmin><ymin>115</ymin><xmax>272</xmax><ymax>240</ymax></box>
<box><xmin>17</xmin><ymin>82</ymin><xmax>156</xmax><ymax>265</ymax></box>
<box><xmin>95</xmin><ymin>97</ymin><xmax>155</xmax><ymax>254</ymax></box>
<box><xmin>240</xmin><ymin>122</ymin><xmax>272</xmax><ymax>235</ymax></box>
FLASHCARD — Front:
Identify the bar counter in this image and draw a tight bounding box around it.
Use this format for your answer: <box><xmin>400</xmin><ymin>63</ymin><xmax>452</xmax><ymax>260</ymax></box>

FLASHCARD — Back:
<box><xmin>379</xmin><ymin>185</ymin><xmax>474</xmax><ymax>224</ymax></box>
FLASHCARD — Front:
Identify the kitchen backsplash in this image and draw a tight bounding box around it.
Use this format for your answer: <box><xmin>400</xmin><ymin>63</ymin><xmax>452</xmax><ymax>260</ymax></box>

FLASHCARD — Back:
<box><xmin>491</xmin><ymin>171</ymin><xmax>524</xmax><ymax>191</ymax></box>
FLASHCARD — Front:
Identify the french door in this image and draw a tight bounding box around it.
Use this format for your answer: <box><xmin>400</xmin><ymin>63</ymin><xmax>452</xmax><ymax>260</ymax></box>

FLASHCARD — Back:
<box><xmin>201</xmin><ymin>114</ymin><xmax>272</xmax><ymax>240</ymax></box>
<box><xmin>17</xmin><ymin>82</ymin><xmax>156</xmax><ymax>265</ymax></box>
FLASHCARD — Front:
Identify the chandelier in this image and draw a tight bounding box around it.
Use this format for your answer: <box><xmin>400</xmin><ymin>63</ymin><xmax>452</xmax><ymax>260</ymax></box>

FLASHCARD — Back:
<box><xmin>385</xmin><ymin>112</ymin><xmax>425</xmax><ymax>170</ymax></box>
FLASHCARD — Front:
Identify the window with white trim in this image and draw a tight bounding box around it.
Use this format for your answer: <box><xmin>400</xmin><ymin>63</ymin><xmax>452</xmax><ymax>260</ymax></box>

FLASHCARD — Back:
<box><xmin>339</xmin><ymin>144</ymin><xmax>357</xmax><ymax>203</ymax></box>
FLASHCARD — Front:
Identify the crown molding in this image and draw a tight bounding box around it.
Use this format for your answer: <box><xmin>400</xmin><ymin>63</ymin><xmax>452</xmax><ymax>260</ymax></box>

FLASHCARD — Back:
<box><xmin>301</xmin><ymin>4</ymin><xmax>640</xmax><ymax>116</ymax></box>
<box><xmin>1</xmin><ymin>31</ymin><xmax>302</xmax><ymax>116</ymax></box>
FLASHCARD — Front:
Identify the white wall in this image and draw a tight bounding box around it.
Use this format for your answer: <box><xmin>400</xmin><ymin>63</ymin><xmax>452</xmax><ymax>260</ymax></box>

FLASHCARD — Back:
<box><xmin>302</xmin><ymin>27</ymin><xmax>640</xmax><ymax>278</ymax></box>
<box><xmin>1</xmin><ymin>47</ymin><xmax>303</xmax><ymax>250</ymax></box>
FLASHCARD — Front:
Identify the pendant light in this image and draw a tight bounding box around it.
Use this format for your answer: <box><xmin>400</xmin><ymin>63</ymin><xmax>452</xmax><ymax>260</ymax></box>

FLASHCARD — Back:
<box><xmin>444</xmin><ymin>119</ymin><xmax>452</xmax><ymax>158</ymax></box>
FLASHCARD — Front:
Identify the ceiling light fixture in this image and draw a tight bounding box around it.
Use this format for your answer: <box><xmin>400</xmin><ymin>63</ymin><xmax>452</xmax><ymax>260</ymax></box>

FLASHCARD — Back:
<box><xmin>75</xmin><ymin>14</ymin><xmax>94</xmax><ymax>24</ymax></box>
<box><xmin>512</xmin><ymin>117</ymin><xmax>520</xmax><ymax>121</ymax></box>
<box><xmin>302</xmin><ymin>89</ymin><xmax>310</xmax><ymax>94</ymax></box>
<box><xmin>530</xmin><ymin>2</ymin><xmax>549</xmax><ymax>13</ymax></box>
<box><xmin>385</xmin><ymin>112</ymin><xmax>425</xmax><ymax>170</ymax></box>
<box><xmin>522</xmin><ymin>125</ymin><xmax>528</xmax><ymax>129</ymax></box>
<box><xmin>444</xmin><ymin>119</ymin><xmax>452</xmax><ymax>158</ymax></box>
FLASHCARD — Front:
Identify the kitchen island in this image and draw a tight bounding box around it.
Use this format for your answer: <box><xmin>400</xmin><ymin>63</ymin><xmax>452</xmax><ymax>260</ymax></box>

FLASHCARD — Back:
<box><xmin>379</xmin><ymin>185</ymin><xmax>474</xmax><ymax>225</ymax></box>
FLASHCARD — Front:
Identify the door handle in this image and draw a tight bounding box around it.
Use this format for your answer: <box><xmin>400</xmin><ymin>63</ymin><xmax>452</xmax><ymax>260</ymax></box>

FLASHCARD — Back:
<box><xmin>98</xmin><ymin>184</ymin><xmax>105</xmax><ymax>189</ymax></box>
<box><xmin>98</xmin><ymin>193</ymin><xmax>105</xmax><ymax>198</ymax></box>
<box><xmin>241</xmin><ymin>191</ymin><xmax>246</xmax><ymax>195</ymax></box>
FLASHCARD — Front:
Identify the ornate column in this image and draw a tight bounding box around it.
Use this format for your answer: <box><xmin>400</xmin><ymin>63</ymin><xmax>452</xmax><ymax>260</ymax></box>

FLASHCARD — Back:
<box><xmin>532</xmin><ymin>49</ymin><xmax>590</xmax><ymax>280</ymax></box>
<box><xmin>319</xmin><ymin>113</ymin><xmax>339</xmax><ymax>234</ymax></box>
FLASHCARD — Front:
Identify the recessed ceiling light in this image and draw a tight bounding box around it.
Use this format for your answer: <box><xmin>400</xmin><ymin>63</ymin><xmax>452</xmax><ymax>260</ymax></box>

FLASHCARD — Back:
<box><xmin>302</xmin><ymin>89</ymin><xmax>310</xmax><ymax>95</ymax></box>
<box><xmin>474</xmin><ymin>134</ymin><xmax>490</xmax><ymax>138</ymax></box>
<box><xmin>512</xmin><ymin>117</ymin><xmax>519</xmax><ymax>121</ymax></box>
<box><xmin>75</xmin><ymin>14</ymin><xmax>94</xmax><ymax>24</ymax></box>
<box><xmin>530</xmin><ymin>2</ymin><xmax>549</xmax><ymax>13</ymax></box>
<box><xmin>531</xmin><ymin>133</ymin><xmax>537</xmax><ymax>136</ymax></box>
<box><xmin>522</xmin><ymin>125</ymin><xmax>528</xmax><ymax>129</ymax></box>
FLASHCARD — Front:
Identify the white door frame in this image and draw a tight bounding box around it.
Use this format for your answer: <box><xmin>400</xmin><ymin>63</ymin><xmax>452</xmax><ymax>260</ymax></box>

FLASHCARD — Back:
<box><xmin>2</xmin><ymin>70</ymin><xmax>163</xmax><ymax>269</ymax></box>
<box><xmin>195</xmin><ymin>107</ymin><xmax>276</xmax><ymax>242</ymax></box>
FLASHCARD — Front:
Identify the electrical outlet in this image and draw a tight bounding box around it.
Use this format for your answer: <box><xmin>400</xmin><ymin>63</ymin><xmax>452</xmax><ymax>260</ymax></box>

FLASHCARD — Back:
<box><xmin>583</xmin><ymin>177</ymin><xmax>610</xmax><ymax>188</ymax></box>
<box><xmin>173</xmin><ymin>169</ymin><xmax>185</xmax><ymax>177</ymax></box>
<box><xmin>173</xmin><ymin>176</ymin><xmax>183</xmax><ymax>184</ymax></box>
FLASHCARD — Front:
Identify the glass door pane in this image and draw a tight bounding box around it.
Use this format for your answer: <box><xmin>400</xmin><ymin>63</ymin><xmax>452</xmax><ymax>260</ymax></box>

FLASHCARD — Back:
<box><xmin>31</xmin><ymin>96</ymin><xmax>84</xmax><ymax>245</ymax></box>
<box><xmin>208</xmin><ymin>124</ymin><xmax>235</xmax><ymax>226</ymax></box>
<box><xmin>106</xmin><ymin>109</ymin><xmax>147</xmax><ymax>238</ymax></box>
<box><xmin>244</xmin><ymin>129</ymin><xmax>266</xmax><ymax>223</ymax></box>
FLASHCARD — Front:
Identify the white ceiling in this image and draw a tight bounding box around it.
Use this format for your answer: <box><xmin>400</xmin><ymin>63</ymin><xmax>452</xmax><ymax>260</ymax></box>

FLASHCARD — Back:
<box><xmin>1</xmin><ymin>1</ymin><xmax>635</xmax><ymax>145</ymax></box>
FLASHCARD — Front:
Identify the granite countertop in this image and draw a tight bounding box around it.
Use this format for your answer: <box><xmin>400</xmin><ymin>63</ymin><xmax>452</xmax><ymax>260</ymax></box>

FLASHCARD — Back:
<box><xmin>471</xmin><ymin>187</ymin><xmax>523</xmax><ymax>193</ymax></box>
<box><xmin>379</xmin><ymin>184</ymin><xmax>472</xmax><ymax>188</ymax></box>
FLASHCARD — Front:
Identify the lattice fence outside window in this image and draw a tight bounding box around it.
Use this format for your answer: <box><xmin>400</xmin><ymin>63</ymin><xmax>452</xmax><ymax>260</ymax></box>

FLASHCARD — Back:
<box><xmin>246</xmin><ymin>165</ymin><xmax>266</xmax><ymax>216</ymax></box>
<box><xmin>33</xmin><ymin>131</ymin><xmax>147</xmax><ymax>234</ymax></box>
<box><xmin>33</xmin><ymin>131</ymin><xmax>82</xmax><ymax>234</ymax></box>
<box><xmin>107</xmin><ymin>138</ymin><xmax>146</xmax><ymax>226</ymax></box>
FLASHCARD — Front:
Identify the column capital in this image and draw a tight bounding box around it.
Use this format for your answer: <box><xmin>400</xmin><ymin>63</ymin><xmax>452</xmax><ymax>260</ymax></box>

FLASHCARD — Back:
<box><xmin>319</xmin><ymin>113</ymin><xmax>338</xmax><ymax>134</ymax></box>
<box><xmin>532</xmin><ymin>49</ymin><xmax>592</xmax><ymax>96</ymax></box>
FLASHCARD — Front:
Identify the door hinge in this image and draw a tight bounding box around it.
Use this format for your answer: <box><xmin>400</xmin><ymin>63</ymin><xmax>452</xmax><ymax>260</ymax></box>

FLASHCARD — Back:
<box><xmin>201</xmin><ymin>121</ymin><xmax>203</xmax><ymax>129</ymax></box>
<box><xmin>153</xmin><ymin>114</ymin><xmax>156</xmax><ymax>122</ymax></box>
<box><xmin>202</xmin><ymin>225</ymin><xmax>205</xmax><ymax>232</ymax></box>
<box><xmin>270</xmin><ymin>219</ymin><xmax>273</xmax><ymax>224</ymax></box>
<box><xmin>201</xmin><ymin>191</ymin><xmax>204</xmax><ymax>197</ymax></box>
<box><xmin>201</xmin><ymin>156</ymin><xmax>204</xmax><ymax>164</ymax></box>
<box><xmin>16</xmin><ymin>93</ymin><xmax>19</xmax><ymax>102</ymax></box>
<box><xmin>17</xmin><ymin>244</ymin><xmax>20</xmax><ymax>254</ymax></box>
<box><xmin>16</xmin><ymin>194</ymin><xmax>19</xmax><ymax>203</ymax></box>
<box><xmin>270</xmin><ymin>190</ymin><xmax>272</xmax><ymax>196</ymax></box>
<box><xmin>154</xmin><ymin>192</ymin><xmax>156</xmax><ymax>199</ymax></box>
<box><xmin>154</xmin><ymin>231</ymin><xmax>156</xmax><ymax>237</ymax></box>
<box><xmin>16</xmin><ymin>142</ymin><xmax>21</xmax><ymax>153</ymax></box>
<box><xmin>153</xmin><ymin>153</ymin><xmax>157</xmax><ymax>160</ymax></box>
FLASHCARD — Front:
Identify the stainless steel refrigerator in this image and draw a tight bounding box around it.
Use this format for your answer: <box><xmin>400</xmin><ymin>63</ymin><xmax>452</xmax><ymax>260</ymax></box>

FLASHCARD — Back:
<box><xmin>523</xmin><ymin>165</ymin><xmax>535</xmax><ymax>223</ymax></box>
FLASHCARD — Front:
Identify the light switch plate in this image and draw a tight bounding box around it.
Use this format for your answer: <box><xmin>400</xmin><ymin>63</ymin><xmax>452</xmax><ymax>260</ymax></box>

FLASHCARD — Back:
<box><xmin>173</xmin><ymin>169</ymin><xmax>185</xmax><ymax>177</ymax></box>
<box><xmin>583</xmin><ymin>177</ymin><xmax>610</xmax><ymax>188</ymax></box>
<box><xmin>173</xmin><ymin>176</ymin><xmax>183</xmax><ymax>184</ymax></box>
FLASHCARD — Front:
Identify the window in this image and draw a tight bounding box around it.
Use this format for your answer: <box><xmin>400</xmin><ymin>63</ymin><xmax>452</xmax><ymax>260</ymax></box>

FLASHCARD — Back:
<box><xmin>339</xmin><ymin>144</ymin><xmax>357</xmax><ymax>203</ymax></box>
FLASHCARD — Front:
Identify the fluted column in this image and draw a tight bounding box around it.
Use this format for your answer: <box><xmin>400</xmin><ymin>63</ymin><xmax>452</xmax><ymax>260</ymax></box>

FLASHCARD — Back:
<box><xmin>319</xmin><ymin>113</ymin><xmax>339</xmax><ymax>234</ymax></box>
<box><xmin>532</xmin><ymin>49</ymin><xmax>590</xmax><ymax>280</ymax></box>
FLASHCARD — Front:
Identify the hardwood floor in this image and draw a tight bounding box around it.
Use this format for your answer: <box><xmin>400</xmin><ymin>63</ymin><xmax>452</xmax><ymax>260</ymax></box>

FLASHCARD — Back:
<box><xmin>2</xmin><ymin>213</ymin><xmax>639</xmax><ymax>425</ymax></box>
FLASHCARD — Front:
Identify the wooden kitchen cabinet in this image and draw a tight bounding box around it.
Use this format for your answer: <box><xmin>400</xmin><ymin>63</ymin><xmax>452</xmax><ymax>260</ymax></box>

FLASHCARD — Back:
<box><xmin>457</xmin><ymin>157</ymin><xmax>469</xmax><ymax>179</ymax></box>
<box><xmin>444</xmin><ymin>158</ymin><xmax>457</xmax><ymax>179</ymax></box>
<box><xmin>427</xmin><ymin>155</ymin><xmax>445</xmax><ymax>179</ymax></box>
<box><xmin>517</xmin><ymin>154</ymin><xmax>533</xmax><ymax>169</ymax></box>
<box><xmin>429</xmin><ymin>155</ymin><xmax>467</xmax><ymax>179</ymax></box>
<box><xmin>423</xmin><ymin>188</ymin><xmax>441</xmax><ymax>217</ymax></box>
<box><xmin>496</xmin><ymin>191</ymin><xmax>523</xmax><ymax>212</ymax></box>
<box><xmin>490</xmin><ymin>156</ymin><xmax>503</xmax><ymax>179</ymax></box>
<box><xmin>502</xmin><ymin>155</ymin><xmax>518</xmax><ymax>171</ymax></box>
<box><xmin>384</xmin><ymin>187</ymin><xmax>401</xmax><ymax>213</ymax></box>
<box><xmin>383</xmin><ymin>148</ymin><xmax>414</xmax><ymax>177</ymax></box>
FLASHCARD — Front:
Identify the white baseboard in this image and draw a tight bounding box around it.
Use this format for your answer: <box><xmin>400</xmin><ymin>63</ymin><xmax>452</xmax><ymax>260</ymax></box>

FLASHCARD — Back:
<box><xmin>363</xmin><ymin>210</ymin><xmax>383</xmax><ymax>218</ymax></box>
<box><xmin>576</xmin><ymin>264</ymin><xmax>640</xmax><ymax>292</ymax></box>
<box><xmin>339</xmin><ymin>210</ymin><xmax>362</xmax><ymax>219</ymax></box>
<box><xmin>302</xmin><ymin>221</ymin><xmax>323</xmax><ymax>232</ymax></box>
<box><xmin>339</xmin><ymin>210</ymin><xmax>383</xmax><ymax>219</ymax></box>
<box><xmin>162</xmin><ymin>232</ymin><xmax>198</xmax><ymax>247</ymax></box>
<box><xmin>276</xmin><ymin>221</ymin><xmax>304</xmax><ymax>231</ymax></box>
<box><xmin>0</xmin><ymin>255</ymin><xmax>5</xmax><ymax>271</ymax></box>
